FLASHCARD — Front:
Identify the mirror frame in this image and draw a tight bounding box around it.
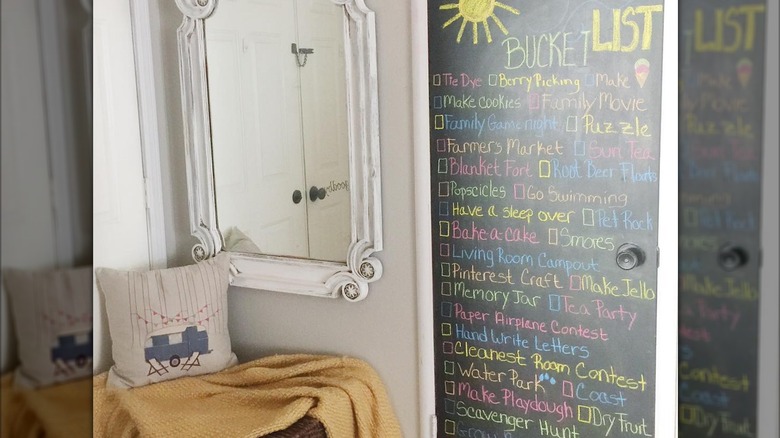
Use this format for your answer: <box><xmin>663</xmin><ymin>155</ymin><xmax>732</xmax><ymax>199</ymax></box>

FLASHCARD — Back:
<box><xmin>174</xmin><ymin>0</ymin><xmax>382</xmax><ymax>301</ymax></box>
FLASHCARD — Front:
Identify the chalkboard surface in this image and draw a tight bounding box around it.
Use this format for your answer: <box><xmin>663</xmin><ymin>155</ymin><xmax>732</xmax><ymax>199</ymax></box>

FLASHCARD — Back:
<box><xmin>428</xmin><ymin>1</ymin><xmax>666</xmax><ymax>436</ymax></box>
<box><xmin>678</xmin><ymin>2</ymin><xmax>766</xmax><ymax>437</ymax></box>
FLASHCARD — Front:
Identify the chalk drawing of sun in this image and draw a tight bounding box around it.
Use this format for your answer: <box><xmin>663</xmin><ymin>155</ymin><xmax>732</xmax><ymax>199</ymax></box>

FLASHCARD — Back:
<box><xmin>440</xmin><ymin>0</ymin><xmax>520</xmax><ymax>44</ymax></box>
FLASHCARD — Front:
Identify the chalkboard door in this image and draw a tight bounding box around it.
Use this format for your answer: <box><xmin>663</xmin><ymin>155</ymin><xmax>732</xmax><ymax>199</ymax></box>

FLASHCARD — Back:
<box><xmin>678</xmin><ymin>2</ymin><xmax>767</xmax><ymax>437</ymax></box>
<box><xmin>420</xmin><ymin>1</ymin><xmax>677</xmax><ymax>436</ymax></box>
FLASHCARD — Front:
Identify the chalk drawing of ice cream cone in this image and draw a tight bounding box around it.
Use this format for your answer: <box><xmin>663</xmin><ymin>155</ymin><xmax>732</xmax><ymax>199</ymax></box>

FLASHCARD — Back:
<box><xmin>634</xmin><ymin>58</ymin><xmax>650</xmax><ymax>88</ymax></box>
<box><xmin>736</xmin><ymin>58</ymin><xmax>753</xmax><ymax>88</ymax></box>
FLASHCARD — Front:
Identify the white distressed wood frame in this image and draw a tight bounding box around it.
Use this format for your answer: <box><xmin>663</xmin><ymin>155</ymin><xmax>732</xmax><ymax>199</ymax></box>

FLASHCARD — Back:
<box><xmin>175</xmin><ymin>0</ymin><xmax>382</xmax><ymax>301</ymax></box>
<box><xmin>129</xmin><ymin>0</ymin><xmax>169</xmax><ymax>269</ymax></box>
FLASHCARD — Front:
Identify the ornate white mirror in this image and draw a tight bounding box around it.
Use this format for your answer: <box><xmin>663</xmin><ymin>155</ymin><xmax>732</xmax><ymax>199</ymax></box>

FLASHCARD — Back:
<box><xmin>175</xmin><ymin>0</ymin><xmax>382</xmax><ymax>301</ymax></box>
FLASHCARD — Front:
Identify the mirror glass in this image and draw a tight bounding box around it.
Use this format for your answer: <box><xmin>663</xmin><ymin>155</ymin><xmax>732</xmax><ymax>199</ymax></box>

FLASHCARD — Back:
<box><xmin>204</xmin><ymin>0</ymin><xmax>351</xmax><ymax>262</ymax></box>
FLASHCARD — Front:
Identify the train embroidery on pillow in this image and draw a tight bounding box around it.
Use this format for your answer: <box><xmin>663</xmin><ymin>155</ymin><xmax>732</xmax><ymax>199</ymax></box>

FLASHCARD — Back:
<box><xmin>143</xmin><ymin>325</ymin><xmax>211</xmax><ymax>376</ymax></box>
<box><xmin>51</xmin><ymin>329</ymin><xmax>93</xmax><ymax>376</ymax></box>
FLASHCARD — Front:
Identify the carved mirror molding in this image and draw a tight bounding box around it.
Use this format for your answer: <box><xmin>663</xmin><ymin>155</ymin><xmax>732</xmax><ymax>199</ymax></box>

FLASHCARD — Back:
<box><xmin>175</xmin><ymin>0</ymin><xmax>382</xmax><ymax>301</ymax></box>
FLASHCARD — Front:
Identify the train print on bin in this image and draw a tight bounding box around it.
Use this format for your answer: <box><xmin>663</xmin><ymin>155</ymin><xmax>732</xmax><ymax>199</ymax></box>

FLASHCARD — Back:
<box><xmin>144</xmin><ymin>325</ymin><xmax>210</xmax><ymax>375</ymax></box>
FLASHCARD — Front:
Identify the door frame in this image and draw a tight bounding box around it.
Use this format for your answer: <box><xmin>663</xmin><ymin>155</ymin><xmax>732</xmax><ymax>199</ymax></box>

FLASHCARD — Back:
<box><xmin>128</xmin><ymin>0</ymin><xmax>169</xmax><ymax>269</ymax></box>
<box><xmin>411</xmin><ymin>1</ymin><xmax>679</xmax><ymax>436</ymax></box>
<box><xmin>758</xmin><ymin>0</ymin><xmax>779</xmax><ymax>433</ymax></box>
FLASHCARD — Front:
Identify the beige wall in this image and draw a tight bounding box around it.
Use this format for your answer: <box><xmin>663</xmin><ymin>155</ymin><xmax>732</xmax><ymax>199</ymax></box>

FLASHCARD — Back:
<box><xmin>153</xmin><ymin>1</ymin><xmax>420</xmax><ymax>435</ymax></box>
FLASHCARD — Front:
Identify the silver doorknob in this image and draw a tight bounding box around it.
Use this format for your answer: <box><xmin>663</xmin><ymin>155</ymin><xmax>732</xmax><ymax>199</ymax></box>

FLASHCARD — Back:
<box><xmin>616</xmin><ymin>243</ymin><xmax>646</xmax><ymax>270</ymax></box>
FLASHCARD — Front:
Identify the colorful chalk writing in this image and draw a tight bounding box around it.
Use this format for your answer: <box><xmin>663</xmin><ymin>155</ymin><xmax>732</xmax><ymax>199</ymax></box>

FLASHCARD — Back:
<box><xmin>429</xmin><ymin>1</ymin><xmax>665</xmax><ymax>436</ymax></box>
<box><xmin>679</xmin><ymin>1</ymin><xmax>765</xmax><ymax>437</ymax></box>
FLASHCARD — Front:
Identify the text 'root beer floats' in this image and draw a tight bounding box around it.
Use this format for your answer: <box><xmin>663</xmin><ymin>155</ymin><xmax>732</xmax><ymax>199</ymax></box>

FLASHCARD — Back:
<box><xmin>429</xmin><ymin>1</ymin><xmax>665</xmax><ymax>437</ymax></box>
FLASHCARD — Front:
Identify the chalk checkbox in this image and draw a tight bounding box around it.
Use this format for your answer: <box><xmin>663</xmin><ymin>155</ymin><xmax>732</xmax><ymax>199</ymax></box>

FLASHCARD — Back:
<box><xmin>578</xmin><ymin>405</ymin><xmax>593</xmax><ymax>423</ymax></box>
<box><xmin>436</xmin><ymin>138</ymin><xmax>448</xmax><ymax>153</ymax></box>
<box><xmin>562</xmin><ymin>380</ymin><xmax>574</xmax><ymax>398</ymax></box>
<box><xmin>574</xmin><ymin>140</ymin><xmax>586</xmax><ymax>156</ymax></box>
<box><xmin>433</xmin><ymin>96</ymin><xmax>443</xmax><ymax>109</ymax></box>
<box><xmin>441</xmin><ymin>263</ymin><xmax>451</xmax><ymax>277</ymax></box>
<box><xmin>548</xmin><ymin>295</ymin><xmax>561</xmax><ymax>312</ymax></box>
<box><xmin>438</xmin><ymin>182</ymin><xmax>450</xmax><ymax>197</ymax></box>
<box><xmin>444</xmin><ymin>399</ymin><xmax>456</xmax><ymax>415</ymax></box>
<box><xmin>548</xmin><ymin>228</ymin><xmax>559</xmax><ymax>245</ymax></box>
<box><xmin>566</xmin><ymin>116</ymin><xmax>578</xmax><ymax>132</ymax></box>
<box><xmin>443</xmin><ymin>361</ymin><xmax>455</xmax><ymax>375</ymax></box>
<box><xmin>438</xmin><ymin>158</ymin><xmax>448</xmax><ymax>174</ymax></box>
<box><xmin>444</xmin><ymin>380</ymin><xmax>455</xmax><ymax>394</ymax></box>
<box><xmin>440</xmin><ymin>243</ymin><xmax>450</xmax><ymax>257</ymax></box>
<box><xmin>514</xmin><ymin>184</ymin><xmax>526</xmax><ymax>200</ymax></box>
<box><xmin>528</xmin><ymin>93</ymin><xmax>540</xmax><ymax>110</ymax></box>
<box><xmin>439</xmin><ymin>221</ymin><xmax>451</xmax><ymax>237</ymax></box>
<box><xmin>441</xmin><ymin>323</ymin><xmax>452</xmax><ymax>336</ymax></box>
<box><xmin>584</xmin><ymin>74</ymin><xmax>595</xmax><ymax>87</ymax></box>
<box><xmin>441</xmin><ymin>301</ymin><xmax>453</xmax><ymax>317</ymax></box>
<box><xmin>444</xmin><ymin>419</ymin><xmax>456</xmax><ymax>435</ymax></box>
<box><xmin>441</xmin><ymin>282</ymin><xmax>452</xmax><ymax>296</ymax></box>
<box><xmin>439</xmin><ymin>202</ymin><xmax>450</xmax><ymax>216</ymax></box>
<box><xmin>679</xmin><ymin>405</ymin><xmax>695</xmax><ymax>423</ymax></box>
<box><xmin>683</xmin><ymin>207</ymin><xmax>698</xmax><ymax>227</ymax></box>
<box><xmin>539</xmin><ymin>160</ymin><xmax>551</xmax><ymax>178</ymax></box>
<box><xmin>582</xmin><ymin>208</ymin><xmax>595</xmax><ymax>226</ymax></box>
<box><xmin>434</xmin><ymin>115</ymin><xmax>445</xmax><ymax>130</ymax></box>
<box><xmin>432</xmin><ymin>74</ymin><xmax>442</xmax><ymax>86</ymax></box>
<box><xmin>442</xmin><ymin>342</ymin><xmax>454</xmax><ymax>355</ymax></box>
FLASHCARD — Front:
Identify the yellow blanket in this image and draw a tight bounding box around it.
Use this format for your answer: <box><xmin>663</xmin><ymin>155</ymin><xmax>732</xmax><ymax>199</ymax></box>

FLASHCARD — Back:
<box><xmin>0</xmin><ymin>374</ymin><xmax>92</xmax><ymax>438</ymax></box>
<box><xmin>93</xmin><ymin>354</ymin><xmax>402</xmax><ymax>438</ymax></box>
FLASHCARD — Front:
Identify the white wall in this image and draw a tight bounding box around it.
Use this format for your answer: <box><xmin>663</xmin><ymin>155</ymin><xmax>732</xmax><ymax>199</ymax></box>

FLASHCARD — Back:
<box><xmin>152</xmin><ymin>1</ymin><xmax>420</xmax><ymax>435</ymax></box>
<box><xmin>92</xmin><ymin>0</ymin><xmax>155</xmax><ymax>373</ymax></box>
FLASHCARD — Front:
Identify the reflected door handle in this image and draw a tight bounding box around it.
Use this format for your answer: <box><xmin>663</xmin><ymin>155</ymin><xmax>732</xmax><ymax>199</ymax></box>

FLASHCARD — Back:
<box><xmin>309</xmin><ymin>186</ymin><xmax>326</xmax><ymax>202</ymax></box>
<box><xmin>616</xmin><ymin>243</ymin><xmax>646</xmax><ymax>270</ymax></box>
<box><xmin>292</xmin><ymin>189</ymin><xmax>303</xmax><ymax>204</ymax></box>
<box><xmin>718</xmin><ymin>244</ymin><xmax>748</xmax><ymax>271</ymax></box>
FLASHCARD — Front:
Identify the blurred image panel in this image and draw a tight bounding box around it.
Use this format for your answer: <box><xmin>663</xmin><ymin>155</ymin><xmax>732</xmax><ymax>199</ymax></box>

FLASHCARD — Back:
<box><xmin>1</xmin><ymin>0</ymin><xmax>92</xmax><ymax>436</ymax></box>
<box><xmin>679</xmin><ymin>1</ymin><xmax>778</xmax><ymax>437</ymax></box>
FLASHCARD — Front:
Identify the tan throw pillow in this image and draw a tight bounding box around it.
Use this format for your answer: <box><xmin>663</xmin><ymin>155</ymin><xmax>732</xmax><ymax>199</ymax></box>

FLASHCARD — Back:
<box><xmin>95</xmin><ymin>253</ymin><xmax>238</xmax><ymax>388</ymax></box>
<box><xmin>2</xmin><ymin>266</ymin><xmax>93</xmax><ymax>388</ymax></box>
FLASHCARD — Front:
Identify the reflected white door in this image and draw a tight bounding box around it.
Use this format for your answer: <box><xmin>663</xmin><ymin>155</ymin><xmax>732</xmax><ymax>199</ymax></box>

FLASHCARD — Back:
<box><xmin>93</xmin><ymin>0</ymin><xmax>151</xmax><ymax>371</ymax></box>
<box><xmin>297</xmin><ymin>0</ymin><xmax>351</xmax><ymax>262</ymax></box>
<box><xmin>207</xmin><ymin>0</ymin><xmax>309</xmax><ymax>258</ymax></box>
